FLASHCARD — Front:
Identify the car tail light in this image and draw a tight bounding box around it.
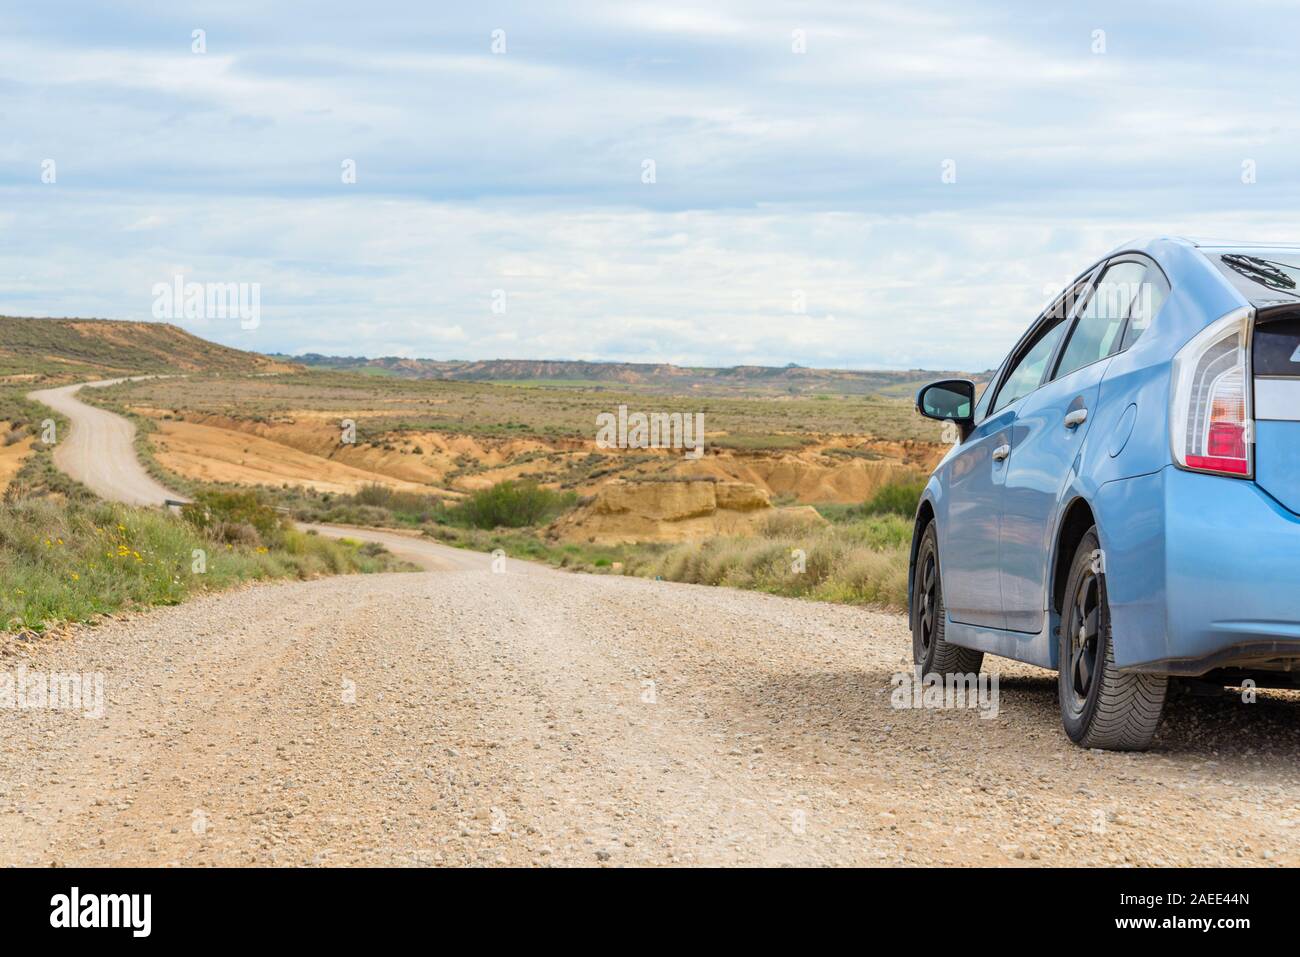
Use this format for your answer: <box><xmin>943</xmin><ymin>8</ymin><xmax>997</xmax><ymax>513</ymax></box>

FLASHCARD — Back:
<box><xmin>1170</xmin><ymin>306</ymin><xmax>1254</xmax><ymax>477</ymax></box>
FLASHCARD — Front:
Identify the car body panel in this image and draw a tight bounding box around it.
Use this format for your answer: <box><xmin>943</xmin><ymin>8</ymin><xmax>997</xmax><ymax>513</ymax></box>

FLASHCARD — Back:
<box><xmin>944</xmin><ymin>611</ymin><xmax>1056</xmax><ymax>669</ymax></box>
<box><xmin>935</xmin><ymin>406</ymin><xmax>1014</xmax><ymax>628</ymax></box>
<box><xmin>1095</xmin><ymin>465</ymin><xmax>1300</xmax><ymax>671</ymax></box>
<box><xmin>1254</xmin><ymin>420</ymin><xmax>1300</xmax><ymax>516</ymax></box>
<box><xmin>1000</xmin><ymin>357</ymin><xmax>1110</xmax><ymax>633</ymax></box>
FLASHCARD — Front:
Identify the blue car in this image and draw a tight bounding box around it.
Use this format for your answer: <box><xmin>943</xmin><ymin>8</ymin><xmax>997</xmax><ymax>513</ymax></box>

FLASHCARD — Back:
<box><xmin>911</xmin><ymin>237</ymin><xmax>1300</xmax><ymax>750</ymax></box>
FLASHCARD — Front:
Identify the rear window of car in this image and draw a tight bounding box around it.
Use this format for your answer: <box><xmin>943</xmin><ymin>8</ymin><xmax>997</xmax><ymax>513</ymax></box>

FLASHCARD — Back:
<box><xmin>1206</xmin><ymin>248</ymin><xmax>1300</xmax><ymax>302</ymax></box>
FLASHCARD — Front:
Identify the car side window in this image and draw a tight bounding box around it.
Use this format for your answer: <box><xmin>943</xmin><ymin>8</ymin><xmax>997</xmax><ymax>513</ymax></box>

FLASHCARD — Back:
<box><xmin>1120</xmin><ymin>269</ymin><xmax>1166</xmax><ymax>350</ymax></box>
<box><xmin>1055</xmin><ymin>261</ymin><xmax>1147</xmax><ymax>379</ymax></box>
<box><xmin>991</xmin><ymin>319</ymin><xmax>1069</xmax><ymax>414</ymax></box>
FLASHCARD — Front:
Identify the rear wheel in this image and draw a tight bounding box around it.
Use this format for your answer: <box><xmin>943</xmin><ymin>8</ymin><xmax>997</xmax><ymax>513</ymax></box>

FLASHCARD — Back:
<box><xmin>912</xmin><ymin>522</ymin><xmax>983</xmax><ymax>676</ymax></box>
<box><xmin>1058</xmin><ymin>528</ymin><xmax>1167</xmax><ymax>750</ymax></box>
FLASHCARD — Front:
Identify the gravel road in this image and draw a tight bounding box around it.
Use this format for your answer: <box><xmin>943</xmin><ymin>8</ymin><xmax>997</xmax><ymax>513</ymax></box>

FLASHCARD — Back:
<box><xmin>10</xmin><ymin>383</ymin><xmax>1300</xmax><ymax>866</ymax></box>
<box><xmin>28</xmin><ymin>379</ymin><xmax>183</xmax><ymax>507</ymax></box>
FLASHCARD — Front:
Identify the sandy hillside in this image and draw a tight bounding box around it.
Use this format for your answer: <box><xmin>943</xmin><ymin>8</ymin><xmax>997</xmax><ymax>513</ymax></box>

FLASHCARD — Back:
<box><xmin>0</xmin><ymin>424</ymin><xmax>34</xmax><ymax>493</ymax></box>
<box><xmin>150</xmin><ymin>419</ymin><xmax>435</xmax><ymax>494</ymax></box>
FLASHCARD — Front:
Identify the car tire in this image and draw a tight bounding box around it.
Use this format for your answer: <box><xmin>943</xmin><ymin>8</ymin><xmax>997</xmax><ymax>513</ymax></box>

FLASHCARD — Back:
<box><xmin>912</xmin><ymin>521</ymin><xmax>984</xmax><ymax>677</ymax></box>
<box><xmin>1058</xmin><ymin>527</ymin><xmax>1168</xmax><ymax>751</ymax></box>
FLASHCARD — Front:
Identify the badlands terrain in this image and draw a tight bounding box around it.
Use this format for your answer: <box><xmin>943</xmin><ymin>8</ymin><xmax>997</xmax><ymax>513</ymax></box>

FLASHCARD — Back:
<box><xmin>81</xmin><ymin>367</ymin><xmax>946</xmax><ymax>544</ymax></box>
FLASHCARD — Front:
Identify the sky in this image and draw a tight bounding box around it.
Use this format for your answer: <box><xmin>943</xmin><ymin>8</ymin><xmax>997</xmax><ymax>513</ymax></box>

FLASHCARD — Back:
<box><xmin>3</xmin><ymin>1</ymin><xmax>1300</xmax><ymax>370</ymax></box>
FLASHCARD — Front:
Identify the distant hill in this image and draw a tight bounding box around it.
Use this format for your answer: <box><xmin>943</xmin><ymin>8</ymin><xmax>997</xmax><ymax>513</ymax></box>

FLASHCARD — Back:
<box><xmin>276</xmin><ymin>354</ymin><xmax>987</xmax><ymax>397</ymax></box>
<box><xmin>0</xmin><ymin>317</ymin><xmax>298</xmax><ymax>379</ymax></box>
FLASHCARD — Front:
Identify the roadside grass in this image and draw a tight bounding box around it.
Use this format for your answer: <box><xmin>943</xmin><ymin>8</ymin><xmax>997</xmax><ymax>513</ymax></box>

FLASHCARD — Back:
<box><xmin>813</xmin><ymin>475</ymin><xmax>927</xmax><ymax>524</ymax></box>
<box><xmin>0</xmin><ymin>494</ymin><xmax>409</xmax><ymax>636</ymax></box>
<box><xmin>419</xmin><ymin>506</ymin><xmax>913</xmax><ymax>610</ymax></box>
<box><xmin>621</xmin><ymin>510</ymin><xmax>913</xmax><ymax>609</ymax></box>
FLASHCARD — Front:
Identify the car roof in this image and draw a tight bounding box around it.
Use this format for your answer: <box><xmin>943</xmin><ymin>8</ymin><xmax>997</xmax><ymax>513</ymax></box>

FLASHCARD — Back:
<box><xmin>1186</xmin><ymin>237</ymin><xmax>1300</xmax><ymax>249</ymax></box>
<box><xmin>1103</xmin><ymin>236</ymin><xmax>1300</xmax><ymax>259</ymax></box>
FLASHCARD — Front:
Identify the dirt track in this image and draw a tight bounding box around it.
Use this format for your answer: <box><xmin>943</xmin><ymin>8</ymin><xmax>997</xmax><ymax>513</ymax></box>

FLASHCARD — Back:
<box><xmin>7</xmin><ymin>385</ymin><xmax>1300</xmax><ymax>866</ymax></box>
<box><xmin>28</xmin><ymin>379</ymin><xmax>182</xmax><ymax>507</ymax></box>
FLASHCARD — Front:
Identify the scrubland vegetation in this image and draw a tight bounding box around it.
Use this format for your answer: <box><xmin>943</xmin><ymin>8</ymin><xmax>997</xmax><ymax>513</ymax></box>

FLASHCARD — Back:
<box><xmin>0</xmin><ymin>488</ymin><xmax>407</xmax><ymax>637</ymax></box>
<box><xmin>624</xmin><ymin>480</ymin><xmax>919</xmax><ymax>608</ymax></box>
<box><xmin>96</xmin><ymin>370</ymin><xmax>947</xmax><ymax>447</ymax></box>
<box><xmin>282</xmin><ymin>480</ymin><xmax>577</xmax><ymax>531</ymax></box>
<box><xmin>276</xmin><ymin>476</ymin><xmax>923</xmax><ymax>612</ymax></box>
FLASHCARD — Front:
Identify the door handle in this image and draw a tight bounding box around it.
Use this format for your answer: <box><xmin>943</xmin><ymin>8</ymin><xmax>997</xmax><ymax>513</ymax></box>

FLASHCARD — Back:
<box><xmin>992</xmin><ymin>444</ymin><xmax>1011</xmax><ymax>462</ymax></box>
<box><xmin>1064</xmin><ymin>408</ymin><xmax>1088</xmax><ymax>428</ymax></box>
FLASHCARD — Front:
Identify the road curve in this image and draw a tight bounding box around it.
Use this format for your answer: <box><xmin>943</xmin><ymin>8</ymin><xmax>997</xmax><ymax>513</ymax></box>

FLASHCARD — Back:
<box><xmin>27</xmin><ymin>381</ymin><xmax>489</xmax><ymax>571</ymax></box>
<box><xmin>29</xmin><ymin>379</ymin><xmax>184</xmax><ymax>507</ymax></box>
<box><xmin>301</xmin><ymin>523</ymin><xmax>493</xmax><ymax>573</ymax></box>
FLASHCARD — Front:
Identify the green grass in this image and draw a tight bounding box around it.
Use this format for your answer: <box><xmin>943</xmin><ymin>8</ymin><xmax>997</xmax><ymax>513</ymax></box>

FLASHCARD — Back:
<box><xmin>622</xmin><ymin>510</ymin><xmax>914</xmax><ymax>609</ymax></box>
<box><xmin>452</xmin><ymin>480</ymin><xmax>578</xmax><ymax>529</ymax></box>
<box><xmin>0</xmin><ymin>496</ymin><xmax>410</xmax><ymax>636</ymax></box>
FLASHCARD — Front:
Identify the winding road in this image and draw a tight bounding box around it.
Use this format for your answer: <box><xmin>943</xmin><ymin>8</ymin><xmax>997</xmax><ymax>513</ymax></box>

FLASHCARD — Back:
<box><xmin>29</xmin><ymin>380</ymin><xmax>183</xmax><ymax>508</ymax></box>
<box><xmin>4</xmin><ymin>382</ymin><xmax>1300</xmax><ymax>866</ymax></box>
<box><xmin>26</xmin><ymin>380</ymin><xmax>488</xmax><ymax>572</ymax></box>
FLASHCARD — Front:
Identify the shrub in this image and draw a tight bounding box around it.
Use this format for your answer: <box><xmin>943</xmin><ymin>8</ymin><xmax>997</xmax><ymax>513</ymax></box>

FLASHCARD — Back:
<box><xmin>451</xmin><ymin>480</ymin><xmax>577</xmax><ymax>530</ymax></box>
<box><xmin>862</xmin><ymin>477</ymin><xmax>927</xmax><ymax>517</ymax></box>
<box><xmin>180</xmin><ymin>490</ymin><xmax>284</xmax><ymax>546</ymax></box>
<box><xmin>353</xmin><ymin>483</ymin><xmax>396</xmax><ymax>508</ymax></box>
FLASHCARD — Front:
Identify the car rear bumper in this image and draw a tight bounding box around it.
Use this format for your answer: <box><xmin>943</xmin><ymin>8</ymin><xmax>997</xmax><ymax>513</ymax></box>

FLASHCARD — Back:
<box><xmin>1101</xmin><ymin>466</ymin><xmax>1300</xmax><ymax>674</ymax></box>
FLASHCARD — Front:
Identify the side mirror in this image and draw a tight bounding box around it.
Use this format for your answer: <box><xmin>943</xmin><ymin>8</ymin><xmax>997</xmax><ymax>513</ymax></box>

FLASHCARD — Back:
<box><xmin>916</xmin><ymin>379</ymin><xmax>976</xmax><ymax>433</ymax></box>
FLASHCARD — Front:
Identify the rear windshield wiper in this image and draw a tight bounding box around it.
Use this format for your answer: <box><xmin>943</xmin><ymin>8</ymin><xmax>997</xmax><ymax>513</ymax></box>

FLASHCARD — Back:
<box><xmin>1221</xmin><ymin>253</ymin><xmax>1298</xmax><ymax>291</ymax></box>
